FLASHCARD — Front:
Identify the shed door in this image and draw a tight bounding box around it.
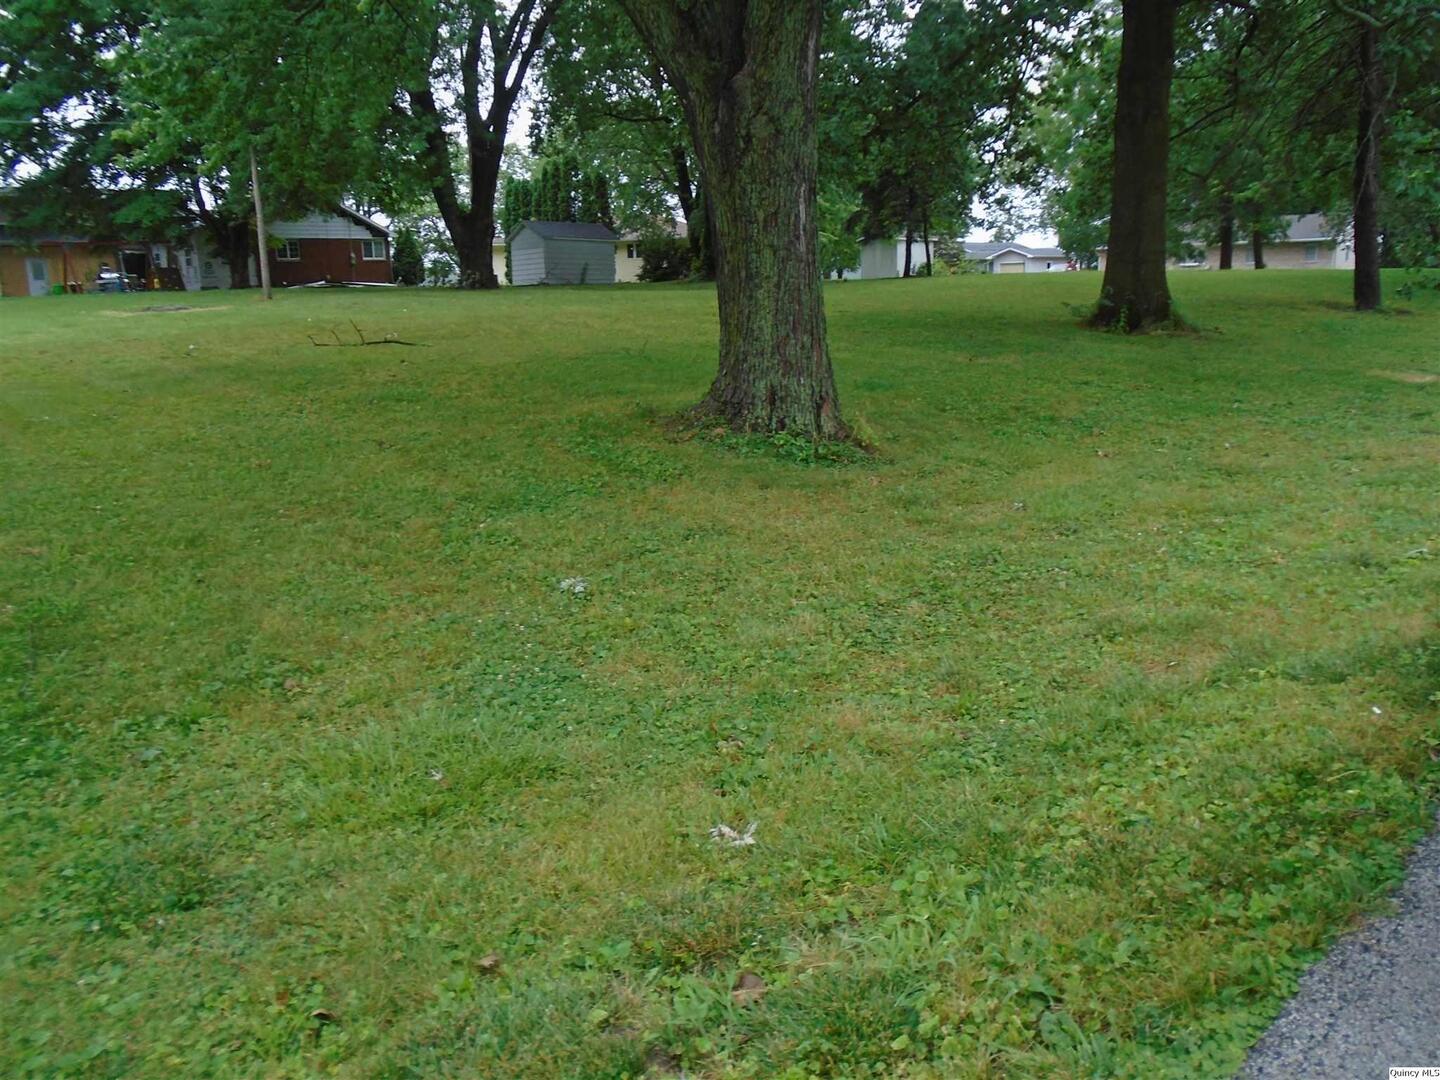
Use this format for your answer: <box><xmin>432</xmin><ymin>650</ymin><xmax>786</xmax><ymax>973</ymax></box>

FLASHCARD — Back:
<box><xmin>996</xmin><ymin>260</ymin><xmax>1025</xmax><ymax>274</ymax></box>
<box><xmin>26</xmin><ymin>257</ymin><xmax>50</xmax><ymax>296</ymax></box>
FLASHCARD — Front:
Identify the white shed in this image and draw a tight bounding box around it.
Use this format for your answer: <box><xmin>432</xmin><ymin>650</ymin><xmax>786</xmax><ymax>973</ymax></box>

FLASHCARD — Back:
<box><xmin>854</xmin><ymin>237</ymin><xmax>935</xmax><ymax>279</ymax></box>
<box><xmin>510</xmin><ymin>221</ymin><xmax>619</xmax><ymax>285</ymax></box>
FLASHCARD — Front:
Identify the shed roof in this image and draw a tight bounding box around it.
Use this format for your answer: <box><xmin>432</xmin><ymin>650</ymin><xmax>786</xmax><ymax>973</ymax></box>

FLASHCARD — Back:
<box><xmin>520</xmin><ymin>220</ymin><xmax>620</xmax><ymax>242</ymax></box>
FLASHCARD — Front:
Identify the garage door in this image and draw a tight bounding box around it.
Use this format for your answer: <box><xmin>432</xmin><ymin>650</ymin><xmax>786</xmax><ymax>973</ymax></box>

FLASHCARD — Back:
<box><xmin>996</xmin><ymin>260</ymin><xmax>1025</xmax><ymax>274</ymax></box>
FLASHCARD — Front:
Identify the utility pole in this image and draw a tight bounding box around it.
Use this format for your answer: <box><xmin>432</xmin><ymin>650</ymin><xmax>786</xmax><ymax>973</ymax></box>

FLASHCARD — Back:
<box><xmin>249</xmin><ymin>144</ymin><xmax>273</xmax><ymax>300</ymax></box>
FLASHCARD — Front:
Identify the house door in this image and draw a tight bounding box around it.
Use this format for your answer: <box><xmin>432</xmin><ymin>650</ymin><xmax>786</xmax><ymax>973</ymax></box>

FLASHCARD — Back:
<box><xmin>26</xmin><ymin>257</ymin><xmax>50</xmax><ymax>296</ymax></box>
<box><xmin>120</xmin><ymin>250</ymin><xmax>148</xmax><ymax>281</ymax></box>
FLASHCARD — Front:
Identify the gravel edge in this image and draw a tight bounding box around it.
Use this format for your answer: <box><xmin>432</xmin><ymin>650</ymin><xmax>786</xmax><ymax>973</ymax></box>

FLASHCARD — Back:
<box><xmin>1238</xmin><ymin>809</ymin><xmax>1440</xmax><ymax>1079</ymax></box>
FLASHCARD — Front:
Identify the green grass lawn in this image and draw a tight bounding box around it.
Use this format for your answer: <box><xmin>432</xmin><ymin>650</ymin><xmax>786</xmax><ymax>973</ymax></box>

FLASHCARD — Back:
<box><xmin>2</xmin><ymin>270</ymin><xmax>1438</xmax><ymax>1078</ymax></box>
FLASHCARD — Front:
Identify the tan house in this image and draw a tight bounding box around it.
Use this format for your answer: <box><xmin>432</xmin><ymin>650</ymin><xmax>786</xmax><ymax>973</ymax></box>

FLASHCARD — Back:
<box><xmin>0</xmin><ymin>214</ymin><xmax>192</xmax><ymax>297</ymax></box>
<box><xmin>1097</xmin><ymin>214</ymin><xmax>1355</xmax><ymax>272</ymax></box>
<box><xmin>614</xmin><ymin>220</ymin><xmax>688</xmax><ymax>282</ymax></box>
<box><xmin>615</xmin><ymin>233</ymin><xmax>645</xmax><ymax>283</ymax></box>
<box><xmin>1</xmin><ymin>228</ymin><xmax>117</xmax><ymax>296</ymax></box>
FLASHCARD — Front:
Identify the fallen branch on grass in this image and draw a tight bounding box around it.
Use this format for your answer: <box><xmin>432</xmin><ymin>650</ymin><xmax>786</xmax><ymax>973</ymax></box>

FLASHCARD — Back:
<box><xmin>308</xmin><ymin>321</ymin><xmax>428</xmax><ymax>347</ymax></box>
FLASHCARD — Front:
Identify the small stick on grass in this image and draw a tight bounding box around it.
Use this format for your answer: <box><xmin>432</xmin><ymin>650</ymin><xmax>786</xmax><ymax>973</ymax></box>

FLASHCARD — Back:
<box><xmin>307</xmin><ymin>325</ymin><xmax>429</xmax><ymax>347</ymax></box>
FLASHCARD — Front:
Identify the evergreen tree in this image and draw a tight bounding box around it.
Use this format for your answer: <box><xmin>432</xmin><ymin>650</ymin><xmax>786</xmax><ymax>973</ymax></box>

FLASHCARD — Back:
<box><xmin>563</xmin><ymin>153</ymin><xmax>581</xmax><ymax>220</ymax></box>
<box><xmin>392</xmin><ymin>226</ymin><xmax>423</xmax><ymax>284</ymax></box>
<box><xmin>576</xmin><ymin>168</ymin><xmax>612</xmax><ymax>224</ymax></box>
<box><xmin>593</xmin><ymin>171</ymin><xmax>612</xmax><ymax>227</ymax></box>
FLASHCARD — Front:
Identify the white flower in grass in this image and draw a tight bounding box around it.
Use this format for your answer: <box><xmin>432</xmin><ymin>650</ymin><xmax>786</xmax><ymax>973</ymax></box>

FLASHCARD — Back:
<box><xmin>558</xmin><ymin>577</ymin><xmax>589</xmax><ymax>596</ymax></box>
<box><xmin>710</xmin><ymin>822</ymin><xmax>758</xmax><ymax>848</ymax></box>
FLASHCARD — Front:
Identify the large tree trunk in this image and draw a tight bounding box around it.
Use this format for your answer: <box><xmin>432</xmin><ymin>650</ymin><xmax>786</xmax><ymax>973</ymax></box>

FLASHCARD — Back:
<box><xmin>461</xmin><ymin>145</ymin><xmax>502</xmax><ymax>289</ymax></box>
<box><xmin>452</xmin><ymin>214</ymin><xmax>499</xmax><ymax>290</ymax></box>
<box><xmin>409</xmin><ymin>3</ymin><xmax>559</xmax><ymax>291</ymax></box>
<box><xmin>1090</xmin><ymin>0</ymin><xmax>1180</xmax><ymax>331</ymax></box>
<box><xmin>618</xmin><ymin>0</ymin><xmax>847</xmax><ymax>439</ymax></box>
<box><xmin>1250</xmin><ymin>228</ymin><xmax>1266</xmax><ymax>269</ymax></box>
<box><xmin>414</xmin><ymin>86</ymin><xmax>499</xmax><ymax>290</ymax></box>
<box><xmin>1352</xmin><ymin>18</ymin><xmax>1382</xmax><ymax>310</ymax></box>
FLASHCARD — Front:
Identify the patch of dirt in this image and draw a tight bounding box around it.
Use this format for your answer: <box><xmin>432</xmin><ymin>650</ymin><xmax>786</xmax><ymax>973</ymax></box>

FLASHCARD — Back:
<box><xmin>1372</xmin><ymin>370</ymin><xmax>1440</xmax><ymax>384</ymax></box>
<box><xmin>100</xmin><ymin>304</ymin><xmax>232</xmax><ymax>318</ymax></box>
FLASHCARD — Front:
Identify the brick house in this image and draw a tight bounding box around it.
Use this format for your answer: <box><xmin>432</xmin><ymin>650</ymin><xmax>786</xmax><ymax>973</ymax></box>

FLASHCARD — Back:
<box><xmin>192</xmin><ymin>206</ymin><xmax>393</xmax><ymax>288</ymax></box>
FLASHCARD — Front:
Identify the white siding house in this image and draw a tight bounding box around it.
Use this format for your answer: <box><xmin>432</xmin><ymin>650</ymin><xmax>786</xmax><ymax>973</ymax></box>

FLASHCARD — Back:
<box><xmin>266</xmin><ymin>210</ymin><xmax>383</xmax><ymax>243</ymax></box>
<box><xmin>962</xmin><ymin>242</ymin><xmax>1071</xmax><ymax>273</ymax></box>
<box><xmin>1096</xmin><ymin>214</ymin><xmax>1357</xmax><ymax>272</ymax></box>
<box><xmin>510</xmin><ymin>221</ymin><xmax>619</xmax><ymax>285</ymax></box>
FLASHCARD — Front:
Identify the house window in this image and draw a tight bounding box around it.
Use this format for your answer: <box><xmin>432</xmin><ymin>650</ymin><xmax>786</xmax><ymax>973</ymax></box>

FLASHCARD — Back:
<box><xmin>277</xmin><ymin>240</ymin><xmax>301</xmax><ymax>261</ymax></box>
<box><xmin>626</xmin><ymin>243</ymin><xmax>639</xmax><ymax>259</ymax></box>
<box><xmin>360</xmin><ymin>238</ymin><xmax>386</xmax><ymax>260</ymax></box>
<box><xmin>1304</xmin><ymin>243</ymin><xmax>1319</xmax><ymax>262</ymax></box>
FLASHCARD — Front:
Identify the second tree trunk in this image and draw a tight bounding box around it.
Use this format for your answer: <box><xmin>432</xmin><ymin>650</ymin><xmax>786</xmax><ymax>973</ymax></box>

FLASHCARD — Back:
<box><xmin>1091</xmin><ymin>0</ymin><xmax>1180</xmax><ymax>331</ymax></box>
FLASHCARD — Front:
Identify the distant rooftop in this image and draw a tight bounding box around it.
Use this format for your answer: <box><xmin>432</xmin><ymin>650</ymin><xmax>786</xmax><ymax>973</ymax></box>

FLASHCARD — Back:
<box><xmin>1282</xmin><ymin>213</ymin><xmax>1344</xmax><ymax>242</ymax></box>
<box><xmin>963</xmin><ymin>241</ymin><xmax>1067</xmax><ymax>260</ymax></box>
<box><xmin>617</xmin><ymin>219</ymin><xmax>688</xmax><ymax>242</ymax></box>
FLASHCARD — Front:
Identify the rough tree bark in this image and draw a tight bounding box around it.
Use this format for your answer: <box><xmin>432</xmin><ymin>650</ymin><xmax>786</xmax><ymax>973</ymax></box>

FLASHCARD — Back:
<box><xmin>616</xmin><ymin>0</ymin><xmax>847</xmax><ymax>439</ymax></box>
<box><xmin>408</xmin><ymin>2</ymin><xmax>562</xmax><ymax>289</ymax></box>
<box><xmin>1091</xmin><ymin>0</ymin><xmax>1181</xmax><ymax>331</ymax></box>
<box><xmin>1352</xmin><ymin>17</ymin><xmax>1383</xmax><ymax>310</ymax></box>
